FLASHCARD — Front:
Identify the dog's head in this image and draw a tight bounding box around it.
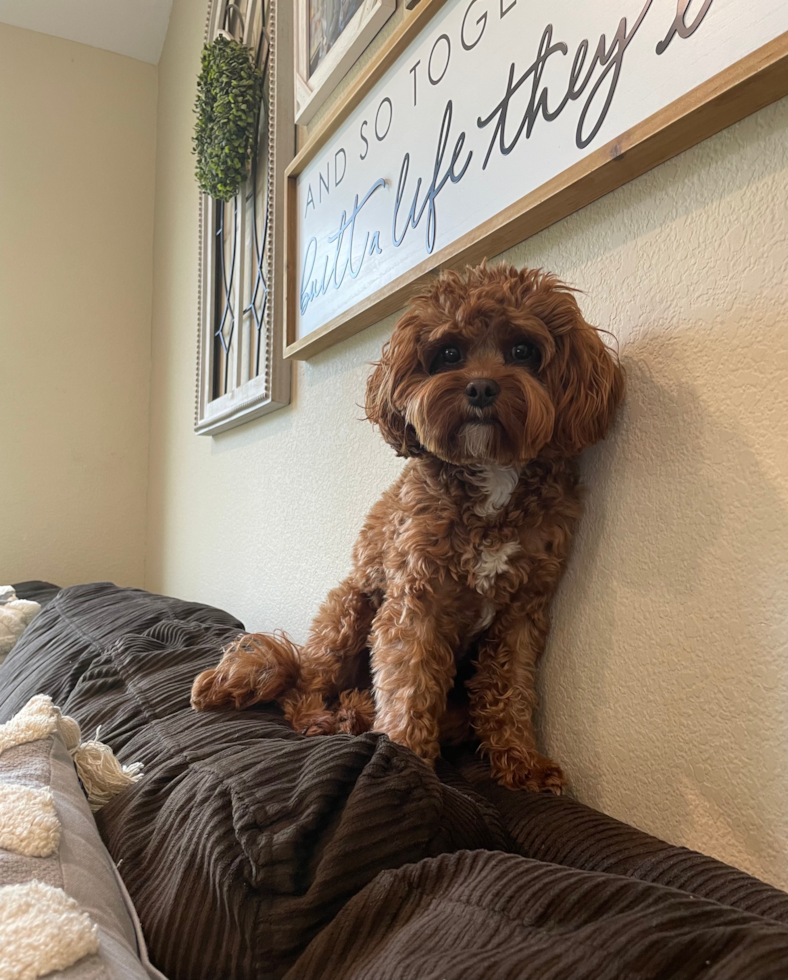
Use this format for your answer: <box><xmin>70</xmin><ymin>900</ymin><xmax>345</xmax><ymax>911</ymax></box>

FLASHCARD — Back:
<box><xmin>366</xmin><ymin>264</ymin><xmax>624</xmax><ymax>465</ymax></box>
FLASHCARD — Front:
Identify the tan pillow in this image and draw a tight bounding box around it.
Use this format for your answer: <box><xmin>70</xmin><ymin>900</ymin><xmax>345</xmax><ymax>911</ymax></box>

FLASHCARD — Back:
<box><xmin>0</xmin><ymin>706</ymin><xmax>163</xmax><ymax>980</ymax></box>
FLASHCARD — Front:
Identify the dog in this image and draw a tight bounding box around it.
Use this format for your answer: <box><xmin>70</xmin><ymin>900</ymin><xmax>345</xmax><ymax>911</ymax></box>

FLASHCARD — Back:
<box><xmin>191</xmin><ymin>264</ymin><xmax>624</xmax><ymax>791</ymax></box>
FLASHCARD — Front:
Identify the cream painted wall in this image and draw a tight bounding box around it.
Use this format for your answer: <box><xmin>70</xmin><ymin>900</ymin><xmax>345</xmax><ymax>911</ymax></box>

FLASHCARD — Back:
<box><xmin>0</xmin><ymin>24</ymin><xmax>157</xmax><ymax>587</ymax></box>
<box><xmin>147</xmin><ymin>0</ymin><xmax>788</xmax><ymax>888</ymax></box>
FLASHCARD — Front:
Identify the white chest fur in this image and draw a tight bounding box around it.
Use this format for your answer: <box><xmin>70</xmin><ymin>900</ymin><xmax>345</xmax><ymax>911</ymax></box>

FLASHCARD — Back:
<box><xmin>474</xmin><ymin>540</ymin><xmax>521</xmax><ymax>596</ymax></box>
<box><xmin>469</xmin><ymin>463</ymin><xmax>521</xmax><ymax>517</ymax></box>
<box><xmin>463</xmin><ymin>463</ymin><xmax>524</xmax><ymax>598</ymax></box>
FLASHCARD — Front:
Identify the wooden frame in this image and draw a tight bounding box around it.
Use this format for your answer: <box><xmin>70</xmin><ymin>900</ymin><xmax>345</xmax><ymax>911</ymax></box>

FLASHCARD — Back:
<box><xmin>282</xmin><ymin>0</ymin><xmax>788</xmax><ymax>361</ymax></box>
<box><xmin>195</xmin><ymin>0</ymin><xmax>294</xmax><ymax>435</ymax></box>
<box><xmin>295</xmin><ymin>0</ymin><xmax>396</xmax><ymax>126</ymax></box>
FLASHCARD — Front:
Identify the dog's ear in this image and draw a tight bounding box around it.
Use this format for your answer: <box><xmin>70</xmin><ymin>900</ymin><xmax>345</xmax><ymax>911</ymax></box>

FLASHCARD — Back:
<box><xmin>365</xmin><ymin>317</ymin><xmax>425</xmax><ymax>458</ymax></box>
<box><xmin>534</xmin><ymin>287</ymin><xmax>624</xmax><ymax>456</ymax></box>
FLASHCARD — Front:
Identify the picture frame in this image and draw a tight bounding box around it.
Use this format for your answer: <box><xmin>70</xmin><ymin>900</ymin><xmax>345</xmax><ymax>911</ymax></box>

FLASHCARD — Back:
<box><xmin>195</xmin><ymin>0</ymin><xmax>294</xmax><ymax>435</ymax></box>
<box><xmin>295</xmin><ymin>0</ymin><xmax>397</xmax><ymax>126</ymax></box>
<box><xmin>282</xmin><ymin>0</ymin><xmax>788</xmax><ymax>361</ymax></box>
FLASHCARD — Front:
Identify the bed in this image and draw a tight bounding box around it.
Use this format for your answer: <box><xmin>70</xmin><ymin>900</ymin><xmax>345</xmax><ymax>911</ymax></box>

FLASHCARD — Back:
<box><xmin>3</xmin><ymin>581</ymin><xmax>788</xmax><ymax>980</ymax></box>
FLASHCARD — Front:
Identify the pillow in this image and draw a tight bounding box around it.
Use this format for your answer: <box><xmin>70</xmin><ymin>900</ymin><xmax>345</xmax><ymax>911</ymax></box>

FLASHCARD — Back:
<box><xmin>0</xmin><ymin>698</ymin><xmax>163</xmax><ymax>980</ymax></box>
<box><xmin>0</xmin><ymin>587</ymin><xmax>40</xmax><ymax>664</ymax></box>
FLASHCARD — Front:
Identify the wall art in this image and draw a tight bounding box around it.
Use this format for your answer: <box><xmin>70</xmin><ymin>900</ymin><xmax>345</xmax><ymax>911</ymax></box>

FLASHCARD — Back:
<box><xmin>284</xmin><ymin>0</ymin><xmax>788</xmax><ymax>359</ymax></box>
<box><xmin>295</xmin><ymin>0</ymin><xmax>397</xmax><ymax>126</ymax></box>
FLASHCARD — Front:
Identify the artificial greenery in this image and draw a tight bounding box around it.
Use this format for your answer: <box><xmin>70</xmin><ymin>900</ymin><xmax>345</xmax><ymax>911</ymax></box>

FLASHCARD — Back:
<box><xmin>193</xmin><ymin>34</ymin><xmax>264</xmax><ymax>201</ymax></box>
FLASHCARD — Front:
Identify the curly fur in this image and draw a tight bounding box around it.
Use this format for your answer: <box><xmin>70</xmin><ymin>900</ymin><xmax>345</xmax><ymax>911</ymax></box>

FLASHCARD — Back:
<box><xmin>192</xmin><ymin>264</ymin><xmax>624</xmax><ymax>791</ymax></box>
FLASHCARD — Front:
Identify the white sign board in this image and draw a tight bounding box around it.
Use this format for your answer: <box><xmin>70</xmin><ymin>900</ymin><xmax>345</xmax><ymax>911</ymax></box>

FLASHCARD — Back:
<box><xmin>287</xmin><ymin>0</ymin><xmax>788</xmax><ymax>357</ymax></box>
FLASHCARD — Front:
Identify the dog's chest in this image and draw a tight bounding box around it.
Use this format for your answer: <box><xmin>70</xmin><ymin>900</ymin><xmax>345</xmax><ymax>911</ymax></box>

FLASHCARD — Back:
<box><xmin>473</xmin><ymin>539</ymin><xmax>521</xmax><ymax>596</ymax></box>
<box><xmin>465</xmin><ymin>464</ymin><xmax>523</xmax><ymax>599</ymax></box>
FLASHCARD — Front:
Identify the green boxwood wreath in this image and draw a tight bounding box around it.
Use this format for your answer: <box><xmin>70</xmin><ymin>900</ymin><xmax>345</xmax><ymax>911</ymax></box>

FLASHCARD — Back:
<box><xmin>193</xmin><ymin>34</ymin><xmax>264</xmax><ymax>202</ymax></box>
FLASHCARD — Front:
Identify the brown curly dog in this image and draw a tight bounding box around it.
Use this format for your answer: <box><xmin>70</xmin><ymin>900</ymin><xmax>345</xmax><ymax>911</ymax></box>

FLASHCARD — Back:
<box><xmin>192</xmin><ymin>263</ymin><xmax>624</xmax><ymax>791</ymax></box>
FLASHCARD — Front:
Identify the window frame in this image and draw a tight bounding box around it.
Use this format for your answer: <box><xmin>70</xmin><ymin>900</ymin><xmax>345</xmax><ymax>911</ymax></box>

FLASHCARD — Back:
<box><xmin>195</xmin><ymin>0</ymin><xmax>294</xmax><ymax>436</ymax></box>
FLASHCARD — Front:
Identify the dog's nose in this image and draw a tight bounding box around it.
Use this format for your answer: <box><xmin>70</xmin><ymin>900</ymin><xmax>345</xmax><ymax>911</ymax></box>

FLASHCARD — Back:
<box><xmin>465</xmin><ymin>378</ymin><xmax>500</xmax><ymax>408</ymax></box>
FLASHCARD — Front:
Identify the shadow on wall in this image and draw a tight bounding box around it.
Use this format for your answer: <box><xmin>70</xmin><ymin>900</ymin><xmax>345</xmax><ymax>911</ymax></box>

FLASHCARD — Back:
<box><xmin>540</xmin><ymin>317</ymin><xmax>788</xmax><ymax>889</ymax></box>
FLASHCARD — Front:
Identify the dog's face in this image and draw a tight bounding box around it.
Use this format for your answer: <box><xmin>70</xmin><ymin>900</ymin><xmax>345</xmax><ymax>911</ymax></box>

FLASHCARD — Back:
<box><xmin>366</xmin><ymin>265</ymin><xmax>624</xmax><ymax>465</ymax></box>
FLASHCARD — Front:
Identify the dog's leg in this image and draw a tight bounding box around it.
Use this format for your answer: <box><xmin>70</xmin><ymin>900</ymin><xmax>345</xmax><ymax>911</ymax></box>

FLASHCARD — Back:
<box><xmin>292</xmin><ymin>576</ymin><xmax>377</xmax><ymax>735</ymax></box>
<box><xmin>192</xmin><ymin>578</ymin><xmax>376</xmax><ymax>733</ymax></box>
<box><xmin>370</xmin><ymin>592</ymin><xmax>458</xmax><ymax>764</ymax></box>
<box><xmin>468</xmin><ymin>603</ymin><xmax>567</xmax><ymax>793</ymax></box>
<box><xmin>299</xmin><ymin>576</ymin><xmax>376</xmax><ymax>691</ymax></box>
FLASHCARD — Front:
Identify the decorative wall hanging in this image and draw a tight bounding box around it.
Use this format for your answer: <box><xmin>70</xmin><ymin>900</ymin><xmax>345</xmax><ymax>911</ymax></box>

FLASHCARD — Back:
<box><xmin>194</xmin><ymin>34</ymin><xmax>265</xmax><ymax>201</ymax></box>
<box><xmin>295</xmin><ymin>0</ymin><xmax>397</xmax><ymax>126</ymax></box>
<box><xmin>195</xmin><ymin>0</ymin><xmax>294</xmax><ymax>435</ymax></box>
<box><xmin>284</xmin><ymin>0</ymin><xmax>788</xmax><ymax>360</ymax></box>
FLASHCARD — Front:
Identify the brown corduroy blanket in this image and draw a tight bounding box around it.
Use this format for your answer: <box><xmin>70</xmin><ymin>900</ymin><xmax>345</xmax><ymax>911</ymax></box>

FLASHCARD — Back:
<box><xmin>2</xmin><ymin>582</ymin><xmax>788</xmax><ymax>980</ymax></box>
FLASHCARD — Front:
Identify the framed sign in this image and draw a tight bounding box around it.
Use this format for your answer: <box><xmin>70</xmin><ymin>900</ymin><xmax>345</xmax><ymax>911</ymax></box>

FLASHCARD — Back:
<box><xmin>284</xmin><ymin>0</ymin><xmax>788</xmax><ymax>360</ymax></box>
<box><xmin>295</xmin><ymin>0</ymin><xmax>397</xmax><ymax>125</ymax></box>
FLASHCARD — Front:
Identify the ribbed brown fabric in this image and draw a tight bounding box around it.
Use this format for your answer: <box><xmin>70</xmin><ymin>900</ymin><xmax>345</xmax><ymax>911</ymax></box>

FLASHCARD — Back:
<box><xmin>1</xmin><ymin>586</ymin><xmax>505</xmax><ymax>979</ymax></box>
<box><xmin>83</xmin><ymin>626</ymin><xmax>504</xmax><ymax>980</ymax></box>
<box><xmin>2</xmin><ymin>583</ymin><xmax>788</xmax><ymax>980</ymax></box>
<box><xmin>459</xmin><ymin>765</ymin><xmax>788</xmax><ymax>924</ymax></box>
<box><xmin>0</xmin><ymin>582</ymin><xmax>243</xmax><ymax>724</ymax></box>
<box><xmin>286</xmin><ymin>850</ymin><xmax>788</xmax><ymax>980</ymax></box>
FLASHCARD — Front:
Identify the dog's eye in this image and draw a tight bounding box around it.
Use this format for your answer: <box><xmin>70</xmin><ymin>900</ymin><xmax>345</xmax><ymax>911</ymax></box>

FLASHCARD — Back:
<box><xmin>428</xmin><ymin>344</ymin><xmax>464</xmax><ymax>373</ymax></box>
<box><xmin>438</xmin><ymin>346</ymin><xmax>462</xmax><ymax>365</ymax></box>
<box><xmin>512</xmin><ymin>342</ymin><xmax>538</xmax><ymax>365</ymax></box>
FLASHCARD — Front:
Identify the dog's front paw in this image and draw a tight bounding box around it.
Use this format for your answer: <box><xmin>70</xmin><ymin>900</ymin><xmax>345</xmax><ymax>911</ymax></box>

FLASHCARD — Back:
<box><xmin>489</xmin><ymin>749</ymin><xmax>568</xmax><ymax>794</ymax></box>
<box><xmin>335</xmin><ymin>689</ymin><xmax>375</xmax><ymax>735</ymax></box>
<box><xmin>191</xmin><ymin>668</ymin><xmax>227</xmax><ymax>711</ymax></box>
<box><xmin>295</xmin><ymin>708</ymin><xmax>337</xmax><ymax>736</ymax></box>
<box><xmin>283</xmin><ymin>693</ymin><xmax>337</xmax><ymax>737</ymax></box>
<box><xmin>300</xmin><ymin>716</ymin><xmax>337</xmax><ymax>736</ymax></box>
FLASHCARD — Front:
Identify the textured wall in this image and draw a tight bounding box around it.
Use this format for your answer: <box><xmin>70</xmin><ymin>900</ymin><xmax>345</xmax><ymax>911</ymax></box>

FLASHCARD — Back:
<box><xmin>0</xmin><ymin>24</ymin><xmax>157</xmax><ymax>587</ymax></box>
<box><xmin>523</xmin><ymin>107</ymin><xmax>788</xmax><ymax>888</ymax></box>
<box><xmin>147</xmin><ymin>0</ymin><xmax>788</xmax><ymax>888</ymax></box>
